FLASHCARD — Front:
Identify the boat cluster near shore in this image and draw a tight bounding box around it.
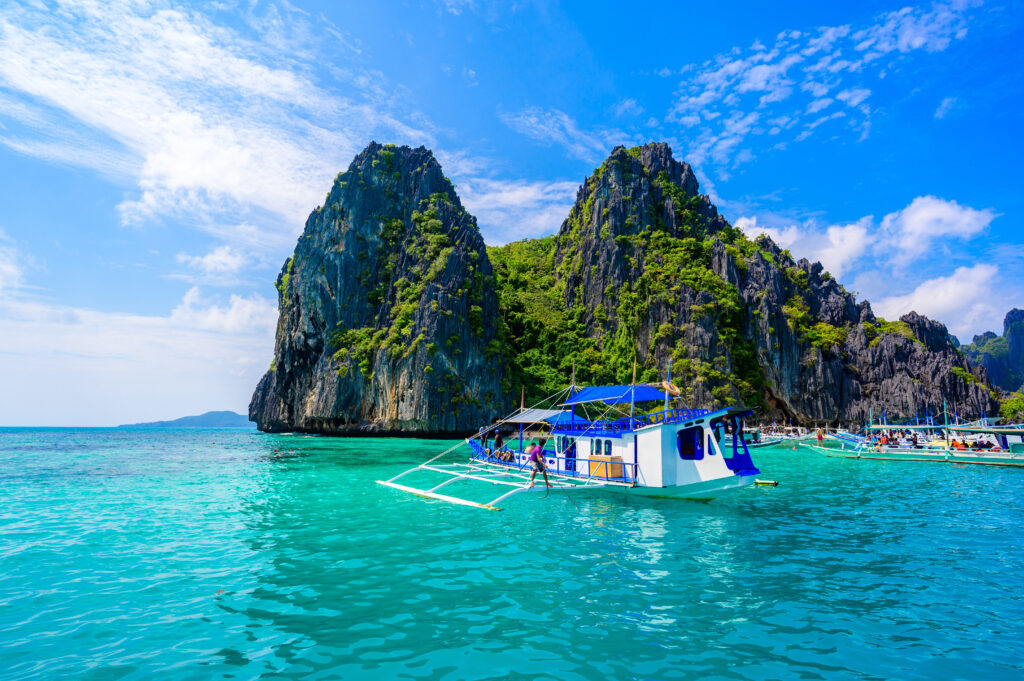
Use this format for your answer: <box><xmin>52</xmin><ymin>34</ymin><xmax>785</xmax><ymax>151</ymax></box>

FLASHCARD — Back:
<box><xmin>377</xmin><ymin>378</ymin><xmax>1024</xmax><ymax>511</ymax></box>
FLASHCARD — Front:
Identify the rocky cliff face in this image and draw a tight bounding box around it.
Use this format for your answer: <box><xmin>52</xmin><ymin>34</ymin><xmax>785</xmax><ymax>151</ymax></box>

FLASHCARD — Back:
<box><xmin>253</xmin><ymin>141</ymin><xmax>998</xmax><ymax>433</ymax></box>
<box><xmin>249</xmin><ymin>142</ymin><xmax>503</xmax><ymax>434</ymax></box>
<box><xmin>963</xmin><ymin>309</ymin><xmax>1024</xmax><ymax>392</ymax></box>
<box><xmin>492</xmin><ymin>143</ymin><xmax>998</xmax><ymax>423</ymax></box>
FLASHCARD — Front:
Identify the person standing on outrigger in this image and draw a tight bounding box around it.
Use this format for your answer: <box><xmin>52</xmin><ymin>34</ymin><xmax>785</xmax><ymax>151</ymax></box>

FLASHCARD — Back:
<box><xmin>528</xmin><ymin>440</ymin><xmax>552</xmax><ymax>488</ymax></box>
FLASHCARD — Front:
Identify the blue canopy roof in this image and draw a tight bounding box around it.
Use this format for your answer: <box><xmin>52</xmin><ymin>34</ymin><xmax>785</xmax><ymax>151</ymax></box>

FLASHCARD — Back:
<box><xmin>544</xmin><ymin>411</ymin><xmax>591</xmax><ymax>426</ymax></box>
<box><xmin>561</xmin><ymin>385</ymin><xmax>669</xmax><ymax>406</ymax></box>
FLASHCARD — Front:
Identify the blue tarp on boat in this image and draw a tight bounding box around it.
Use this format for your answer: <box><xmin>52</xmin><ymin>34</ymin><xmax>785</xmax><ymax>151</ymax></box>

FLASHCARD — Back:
<box><xmin>544</xmin><ymin>411</ymin><xmax>591</xmax><ymax>427</ymax></box>
<box><xmin>562</xmin><ymin>385</ymin><xmax>669</xmax><ymax>406</ymax></box>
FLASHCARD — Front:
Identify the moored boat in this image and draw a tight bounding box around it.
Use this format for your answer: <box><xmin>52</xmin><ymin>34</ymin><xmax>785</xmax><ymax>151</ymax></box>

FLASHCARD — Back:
<box><xmin>802</xmin><ymin>413</ymin><xmax>1024</xmax><ymax>467</ymax></box>
<box><xmin>378</xmin><ymin>382</ymin><xmax>762</xmax><ymax>509</ymax></box>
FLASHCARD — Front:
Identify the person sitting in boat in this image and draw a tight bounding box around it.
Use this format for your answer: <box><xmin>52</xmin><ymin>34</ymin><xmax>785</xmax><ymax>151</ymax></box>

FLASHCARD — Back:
<box><xmin>494</xmin><ymin>431</ymin><xmax>511</xmax><ymax>462</ymax></box>
<box><xmin>951</xmin><ymin>439</ymin><xmax>967</xmax><ymax>450</ymax></box>
<box><xmin>479</xmin><ymin>427</ymin><xmax>492</xmax><ymax>458</ymax></box>
<box><xmin>527</xmin><ymin>441</ymin><xmax>552</xmax><ymax>488</ymax></box>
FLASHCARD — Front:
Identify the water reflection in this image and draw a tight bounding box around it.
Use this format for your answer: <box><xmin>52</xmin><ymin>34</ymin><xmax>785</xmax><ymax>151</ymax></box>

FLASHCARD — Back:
<box><xmin>183</xmin><ymin>435</ymin><xmax>1024</xmax><ymax>680</ymax></box>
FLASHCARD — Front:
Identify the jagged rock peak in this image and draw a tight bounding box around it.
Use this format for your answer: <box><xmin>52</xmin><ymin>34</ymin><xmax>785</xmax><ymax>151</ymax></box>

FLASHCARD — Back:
<box><xmin>964</xmin><ymin>307</ymin><xmax>1024</xmax><ymax>393</ymax></box>
<box><xmin>1005</xmin><ymin>308</ymin><xmax>1024</xmax><ymax>334</ymax></box>
<box><xmin>599</xmin><ymin>142</ymin><xmax>701</xmax><ymax>196</ymax></box>
<box><xmin>557</xmin><ymin>142</ymin><xmax>727</xmax><ymax>249</ymax></box>
<box><xmin>321</xmin><ymin>141</ymin><xmax>465</xmax><ymax>216</ymax></box>
<box><xmin>249</xmin><ymin>141</ymin><xmax>503</xmax><ymax>435</ymax></box>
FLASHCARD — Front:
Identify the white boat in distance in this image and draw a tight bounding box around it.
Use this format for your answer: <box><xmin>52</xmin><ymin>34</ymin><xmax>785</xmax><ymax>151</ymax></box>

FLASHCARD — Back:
<box><xmin>804</xmin><ymin>417</ymin><xmax>1024</xmax><ymax>467</ymax></box>
<box><xmin>378</xmin><ymin>383</ymin><xmax>762</xmax><ymax>510</ymax></box>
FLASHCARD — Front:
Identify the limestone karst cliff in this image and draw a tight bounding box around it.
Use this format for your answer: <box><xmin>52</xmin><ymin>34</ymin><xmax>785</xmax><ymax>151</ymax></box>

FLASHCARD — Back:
<box><xmin>491</xmin><ymin>143</ymin><xmax>996</xmax><ymax>423</ymax></box>
<box><xmin>249</xmin><ymin>142</ymin><xmax>503</xmax><ymax>434</ymax></box>
<box><xmin>251</xmin><ymin>142</ymin><xmax>998</xmax><ymax>433</ymax></box>
<box><xmin>963</xmin><ymin>309</ymin><xmax>1024</xmax><ymax>393</ymax></box>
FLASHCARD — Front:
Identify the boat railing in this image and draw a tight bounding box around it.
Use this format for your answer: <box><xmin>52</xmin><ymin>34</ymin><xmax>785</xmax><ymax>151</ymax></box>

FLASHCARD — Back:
<box><xmin>467</xmin><ymin>441</ymin><xmax>637</xmax><ymax>483</ymax></box>
<box><xmin>551</xmin><ymin>407</ymin><xmax>710</xmax><ymax>437</ymax></box>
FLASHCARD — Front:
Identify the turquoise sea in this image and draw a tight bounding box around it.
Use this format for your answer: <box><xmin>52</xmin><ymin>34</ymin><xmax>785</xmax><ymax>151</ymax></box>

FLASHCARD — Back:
<box><xmin>1</xmin><ymin>428</ymin><xmax>1023</xmax><ymax>680</ymax></box>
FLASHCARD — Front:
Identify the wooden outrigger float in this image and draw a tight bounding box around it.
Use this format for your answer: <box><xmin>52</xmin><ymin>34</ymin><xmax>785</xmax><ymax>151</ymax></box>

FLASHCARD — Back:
<box><xmin>377</xmin><ymin>380</ymin><xmax>763</xmax><ymax>510</ymax></box>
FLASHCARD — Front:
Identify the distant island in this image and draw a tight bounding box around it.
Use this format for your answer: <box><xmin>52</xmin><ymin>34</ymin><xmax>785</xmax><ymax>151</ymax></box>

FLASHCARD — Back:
<box><xmin>118</xmin><ymin>411</ymin><xmax>255</xmax><ymax>428</ymax></box>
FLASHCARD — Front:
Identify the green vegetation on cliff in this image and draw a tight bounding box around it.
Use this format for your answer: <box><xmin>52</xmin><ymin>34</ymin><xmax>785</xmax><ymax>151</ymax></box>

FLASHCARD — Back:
<box><xmin>1001</xmin><ymin>393</ymin><xmax>1024</xmax><ymax>421</ymax></box>
<box><xmin>488</xmin><ymin>237</ymin><xmax>599</xmax><ymax>402</ymax></box>
<box><xmin>326</xmin><ymin>147</ymin><xmax>490</xmax><ymax>380</ymax></box>
<box><xmin>490</xmin><ymin>215</ymin><xmax>767</xmax><ymax>408</ymax></box>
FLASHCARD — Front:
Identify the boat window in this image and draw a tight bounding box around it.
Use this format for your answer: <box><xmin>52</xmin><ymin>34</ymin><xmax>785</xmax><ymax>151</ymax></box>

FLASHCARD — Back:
<box><xmin>677</xmin><ymin>427</ymin><xmax>704</xmax><ymax>460</ymax></box>
<box><xmin>594</xmin><ymin>438</ymin><xmax>601</xmax><ymax>455</ymax></box>
<box><xmin>604</xmin><ymin>440</ymin><xmax>612</xmax><ymax>456</ymax></box>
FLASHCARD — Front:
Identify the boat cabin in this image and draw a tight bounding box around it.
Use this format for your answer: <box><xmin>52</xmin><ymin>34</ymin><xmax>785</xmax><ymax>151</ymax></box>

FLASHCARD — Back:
<box><xmin>470</xmin><ymin>385</ymin><xmax>759</xmax><ymax>494</ymax></box>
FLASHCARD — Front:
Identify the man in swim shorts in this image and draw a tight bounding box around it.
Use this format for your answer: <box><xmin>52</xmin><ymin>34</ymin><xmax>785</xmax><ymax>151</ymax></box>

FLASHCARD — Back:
<box><xmin>528</xmin><ymin>441</ymin><xmax>552</xmax><ymax>488</ymax></box>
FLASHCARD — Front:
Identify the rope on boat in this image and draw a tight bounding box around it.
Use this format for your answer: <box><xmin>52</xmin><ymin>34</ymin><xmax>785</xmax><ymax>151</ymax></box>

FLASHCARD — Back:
<box><xmin>387</xmin><ymin>384</ymin><xmax>579</xmax><ymax>484</ymax></box>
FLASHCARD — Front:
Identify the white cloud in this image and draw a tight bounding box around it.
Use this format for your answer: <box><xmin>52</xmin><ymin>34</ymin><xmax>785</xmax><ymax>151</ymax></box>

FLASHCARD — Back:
<box><xmin>438</xmin><ymin>0</ymin><xmax>476</xmax><ymax>15</ymax></box>
<box><xmin>735</xmin><ymin>214</ymin><xmax>869</xmax><ymax>278</ymax></box>
<box><xmin>499</xmin><ymin>107</ymin><xmax>633</xmax><ymax>163</ymax></box>
<box><xmin>835</xmin><ymin>87</ymin><xmax>871</xmax><ymax>107</ymax></box>
<box><xmin>613</xmin><ymin>98</ymin><xmax>643</xmax><ymax>117</ymax></box>
<box><xmin>807</xmin><ymin>98</ymin><xmax>833</xmax><ymax>114</ymax></box>
<box><xmin>459</xmin><ymin>177</ymin><xmax>579</xmax><ymax>243</ymax></box>
<box><xmin>667</xmin><ymin>0</ymin><xmax>977</xmax><ymax>168</ymax></box>
<box><xmin>880</xmin><ymin>195</ymin><xmax>996</xmax><ymax>257</ymax></box>
<box><xmin>0</xmin><ymin>232</ymin><xmax>22</xmax><ymax>293</ymax></box>
<box><xmin>170</xmin><ymin>286</ymin><xmax>276</xmax><ymax>335</ymax></box>
<box><xmin>0</xmin><ymin>288</ymin><xmax>276</xmax><ymax>426</ymax></box>
<box><xmin>734</xmin><ymin>192</ymin><xmax>1007</xmax><ymax>338</ymax></box>
<box><xmin>735</xmin><ymin>215</ymin><xmax>802</xmax><ymax>248</ymax></box>
<box><xmin>852</xmin><ymin>3</ymin><xmax>971</xmax><ymax>57</ymax></box>
<box><xmin>0</xmin><ymin>1</ymin><xmax>434</xmax><ymax>247</ymax></box>
<box><xmin>934</xmin><ymin>96</ymin><xmax>958</xmax><ymax>118</ymax></box>
<box><xmin>176</xmin><ymin>245</ymin><xmax>247</xmax><ymax>276</ymax></box>
<box><xmin>814</xmin><ymin>218</ymin><xmax>872</xmax><ymax>278</ymax></box>
<box><xmin>873</xmin><ymin>264</ymin><xmax>999</xmax><ymax>337</ymax></box>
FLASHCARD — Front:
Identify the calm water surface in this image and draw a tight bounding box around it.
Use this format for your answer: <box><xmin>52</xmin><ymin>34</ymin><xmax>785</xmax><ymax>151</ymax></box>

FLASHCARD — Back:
<box><xmin>1</xmin><ymin>428</ymin><xmax>1022</xmax><ymax>680</ymax></box>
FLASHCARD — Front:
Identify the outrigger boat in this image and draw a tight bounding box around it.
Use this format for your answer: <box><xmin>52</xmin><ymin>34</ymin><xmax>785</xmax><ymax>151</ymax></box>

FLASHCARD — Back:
<box><xmin>801</xmin><ymin>406</ymin><xmax>1024</xmax><ymax>467</ymax></box>
<box><xmin>377</xmin><ymin>382</ymin><xmax>762</xmax><ymax>510</ymax></box>
<box><xmin>758</xmin><ymin>424</ymin><xmax>813</xmax><ymax>445</ymax></box>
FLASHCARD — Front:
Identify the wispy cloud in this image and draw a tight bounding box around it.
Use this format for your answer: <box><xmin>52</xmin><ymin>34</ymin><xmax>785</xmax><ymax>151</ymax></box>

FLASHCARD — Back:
<box><xmin>613</xmin><ymin>98</ymin><xmax>644</xmax><ymax>117</ymax></box>
<box><xmin>934</xmin><ymin>95</ymin><xmax>958</xmax><ymax>118</ymax></box>
<box><xmin>174</xmin><ymin>245</ymin><xmax>250</xmax><ymax>285</ymax></box>
<box><xmin>737</xmin><ymin>194</ymin><xmax>997</xmax><ymax>275</ymax></box>
<box><xmin>734</xmin><ymin>191</ymin><xmax>1011</xmax><ymax>339</ymax></box>
<box><xmin>879</xmin><ymin>195</ymin><xmax>996</xmax><ymax>258</ymax></box>
<box><xmin>499</xmin><ymin>107</ymin><xmax>634</xmax><ymax>163</ymax></box>
<box><xmin>668</xmin><ymin>0</ymin><xmax>978</xmax><ymax>168</ymax></box>
<box><xmin>170</xmin><ymin>286</ymin><xmax>276</xmax><ymax>335</ymax></box>
<box><xmin>0</xmin><ymin>0</ymin><xmax>433</xmax><ymax>247</ymax></box>
<box><xmin>735</xmin><ymin>214</ymin><xmax>870</xmax><ymax>279</ymax></box>
<box><xmin>0</xmin><ymin>230</ymin><xmax>22</xmax><ymax>293</ymax></box>
<box><xmin>459</xmin><ymin>177</ymin><xmax>579</xmax><ymax>244</ymax></box>
<box><xmin>873</xmin><ymin>264</ymin><xmax>999</xmax><ymax>338</ymax></box>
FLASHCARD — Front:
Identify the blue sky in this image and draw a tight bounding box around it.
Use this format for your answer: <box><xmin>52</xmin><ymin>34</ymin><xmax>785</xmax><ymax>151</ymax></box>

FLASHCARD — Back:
<box><xmin>0</xmin><ymin>0</ymin><xmax>1021</xmax><ymax>425</ymax></box>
